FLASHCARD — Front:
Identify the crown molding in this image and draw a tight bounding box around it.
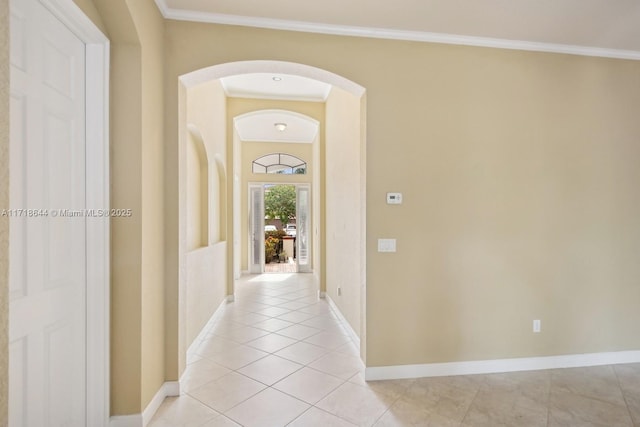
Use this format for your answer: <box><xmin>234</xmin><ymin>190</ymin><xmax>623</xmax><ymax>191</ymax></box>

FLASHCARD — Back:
<box><xmin>155</xmin><ymin>0</ymin><xmax>640</xmax><ymax>61</ymax></box>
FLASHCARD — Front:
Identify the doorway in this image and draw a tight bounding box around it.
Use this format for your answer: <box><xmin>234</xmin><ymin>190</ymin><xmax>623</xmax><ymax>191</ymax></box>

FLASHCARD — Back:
<box><xmin>178</xmin><ymin>60</ymin><xmax>367</xmax><ymax>369</ymax></box>
<box><xmin>249</xmin><ymin>183</ymin><xmax>311</xmax><ymax>274</ymax></box>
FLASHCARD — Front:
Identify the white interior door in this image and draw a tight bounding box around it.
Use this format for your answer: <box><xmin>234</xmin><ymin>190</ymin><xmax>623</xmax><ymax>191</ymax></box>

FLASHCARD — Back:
<box><xmin>9</xmin><ymin>0</ymin><xmax>88</xmax><ymax>425</ymax></box>
<box><xmin>296</xmin><ymin>185</ymin><xmax>311</xmax><ymax>273</ymax></box>
<box><xmin>249</xmin><ymin>184</ymin><xmax>265</xmax><ymax>273</ymax></box>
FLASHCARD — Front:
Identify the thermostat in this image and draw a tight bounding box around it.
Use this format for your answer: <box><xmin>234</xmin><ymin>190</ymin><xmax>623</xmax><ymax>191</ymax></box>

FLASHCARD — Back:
<box><xmin>386</xmin><ymin>192</ymin><xmax>403</xmax><ymax>204</ymax></box>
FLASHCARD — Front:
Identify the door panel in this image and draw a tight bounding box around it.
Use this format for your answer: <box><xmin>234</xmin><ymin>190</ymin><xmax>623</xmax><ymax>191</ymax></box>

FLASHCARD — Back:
<box><xmin>249</xmin><ymin>185</ymin><xmax>264</xmax><ymax>273</ymax></box>
<box><xmin>296</xmin><ymin>185</ymin><xmax>311</xmax><ymax>273</ymax></box>
<box><xmin>9</xmin><ymin>0</ymin><xmax>87</xmax><ymax>425</ymax></box>
<box><xmin>8</xmin><ymin>338</ymin><xmax>26</xmax><ymax>426</ymax></box>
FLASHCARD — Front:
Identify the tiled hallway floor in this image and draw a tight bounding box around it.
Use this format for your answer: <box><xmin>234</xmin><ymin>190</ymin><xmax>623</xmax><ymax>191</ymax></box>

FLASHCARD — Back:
<box><xmin>264</xmin><ymin>261</ymin><xmax>298</xmax><ymax>273</ymax></box>
<box><xmin>149</xmin><ymin>273</ymin><xmax>640</xmax><ymax>426</ymax></box>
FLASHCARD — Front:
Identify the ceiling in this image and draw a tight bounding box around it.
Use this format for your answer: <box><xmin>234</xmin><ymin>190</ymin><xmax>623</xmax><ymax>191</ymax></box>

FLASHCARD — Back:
<box><xmin>157</xmin><ymin>0</ymin><xmax>640</xmax><ymax>58</ymax></box>
<box><xmin>234</xmin><ymin>110</ymin><xmax>319</xmax><ymax>144</ymax></box>
<box><xmin>221</xmin><ymin>73</ymin><xmax>331</xmax><ymax>102</ymax></box>
<box><xmin>222</xmin><ymin>74</ymin><xmax>326</xmax><ymax>143</ymax></box>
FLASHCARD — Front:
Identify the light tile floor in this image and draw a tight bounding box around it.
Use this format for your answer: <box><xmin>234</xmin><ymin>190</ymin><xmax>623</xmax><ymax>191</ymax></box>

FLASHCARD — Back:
<box><xmin>265</xmin><ymin>261</ymin><xmax>298</xmax><ymax>273</ymax></box>
<box><xmin>149</xmin><ymin>273</ymin><xmax>640</xmax><ymax>426</ymax></box>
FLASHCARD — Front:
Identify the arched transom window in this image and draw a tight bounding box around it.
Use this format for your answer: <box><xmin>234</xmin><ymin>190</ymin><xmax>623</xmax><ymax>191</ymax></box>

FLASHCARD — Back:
<box><xmin>252</xmin><ymin>153</ymin><xmax>307</xmax><ymax>175</ymax></box>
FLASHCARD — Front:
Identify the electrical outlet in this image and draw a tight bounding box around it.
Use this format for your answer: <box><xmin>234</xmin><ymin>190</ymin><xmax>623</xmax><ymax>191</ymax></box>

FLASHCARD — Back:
<box><xmin>533</xmin><ymin>319</ymin><xmax>541</xmax><ymax>333</ymax></box>
<box><xmin>337</xmin><ymin>287</ymin><xmax>342</xmax><ymax>296</ymax></box>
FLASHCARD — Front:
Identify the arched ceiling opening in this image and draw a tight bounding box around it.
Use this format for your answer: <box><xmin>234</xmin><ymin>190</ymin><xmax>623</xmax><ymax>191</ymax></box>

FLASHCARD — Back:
<box><xmin>179</xmin><ymin>60</ymin><xmax>365</xmax><ymax>98</ymax></box>
<box><xmin>234</xmin><ymin>110</ymin><xmax>319</xmax><ymax>144</ymax></box>
<box><xmin>181</xmin><ymin>62</ymin><xmax>364</xmax><ymax>145</ymax></box>
<box><xmin>221</xmin><ymin>73</ymin><xmax>331</xmax><ymax>102</ymax></box>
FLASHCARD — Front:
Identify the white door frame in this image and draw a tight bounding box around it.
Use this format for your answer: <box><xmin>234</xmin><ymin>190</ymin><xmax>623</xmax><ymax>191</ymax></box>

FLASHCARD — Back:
<box><xmin>248</xmin><ymin>182</ymin><xmax>311</xmax><ymax>274</ymax></box>
<box><xmin>10</xmin><ymin>1</ymin><xmax>110</xmax><ymax>424</ymax></box>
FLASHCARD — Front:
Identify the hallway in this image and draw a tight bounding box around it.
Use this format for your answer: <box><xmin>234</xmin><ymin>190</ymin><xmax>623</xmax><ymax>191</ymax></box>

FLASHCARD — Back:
<box><xmin>150</xmin><ymin>273</ymin><xmax>366</xmax><ymax>426</ymax></box>
<box><xmin>149</xmin><ymin>274</ymin><xmax>640</xmax><ymax>426</ymax></box>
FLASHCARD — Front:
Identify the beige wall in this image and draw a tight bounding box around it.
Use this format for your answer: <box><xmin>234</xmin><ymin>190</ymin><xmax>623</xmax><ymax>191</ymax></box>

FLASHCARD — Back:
<box><xmin>365</xmin><ymin>51</ymin><xmax>640</xmax><ymax>366</ymax></box>
<box><xmin>109</xmin><ymin>41</ymin><xmax>145</xmax><ymax>416</ymax></box>
<box><xmin>187</xmin><ymin>129</ymin><xmax>208</xmax><ymax>250</ymax></box>
<box><xmin>325</xmin><ymin>87</ymin><xmax>364</xmax><ymax>341</ymax></box>
<box><xmin>0</xmin><ymin>0</ymin><xmax>8</xmax><ymax>423</ymax></box>
<box><xmin>165</xmin><ymin>21</ymin><xmax>640</xmax><ymax>368</ymax></box>
<box><xmin>312</xmin><ymin>117</ymin><xmax>324</xmax><ymax>293</ymax></box>
<box><xmin>132</xmin><ymin>0</ymin><xmax>166</xmax><ymax>409</ymax></box>
<box><xmin>182</xmin><ymin>80</ymin><xmax>228</xmax><ymax>350</ymax></box>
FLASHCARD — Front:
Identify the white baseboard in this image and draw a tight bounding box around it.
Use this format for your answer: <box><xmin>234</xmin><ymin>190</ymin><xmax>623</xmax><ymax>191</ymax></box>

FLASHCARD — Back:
<box><xmin>325</xmin><ymin>294</ymin><xmax>360</xmax><ymax>349</ymax></box>
<box><xmin>109</xmin><ymin>414</ymin><xmax>142</xmax><ymax>427</ymax></box>
<box><xmin>186</xmin><ymin>297</ymin><xmax>229</xmax><ymax>362</ymax></box>
<box><xmin>142</xmin><ymin>382</ymin><xmax>180</xmax><ymax>426</ymax></box>
<box><xmin>109</xmin><ymin>381</ymin><xmax>180</xmax><ymax>427</ymax></box>
<box><xmin>365</xmin><ymin>350</ymin><xmax>640</xmax><ymax>381</ymax></box>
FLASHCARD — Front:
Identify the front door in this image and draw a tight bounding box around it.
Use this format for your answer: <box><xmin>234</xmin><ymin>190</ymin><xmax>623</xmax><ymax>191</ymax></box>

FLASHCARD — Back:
<box><xmin>9</xmin><ymin>0</ymin><xmax>88</xmax><ymax>424</ymax></box>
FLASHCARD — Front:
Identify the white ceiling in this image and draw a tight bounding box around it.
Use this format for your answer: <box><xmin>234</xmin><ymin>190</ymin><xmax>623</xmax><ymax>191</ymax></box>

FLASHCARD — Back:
<box><xmin>234</xmin><ymin>110</ymin><xmax>319</xmax><ymax>144</ymax></box>
<box><xmin>157</xmin><ymin>0</ymin><xmax>640</xmax><ymax>58</ymax></box>
<box><xmin>222</xmin><ymin>75</ymin><xmax>327</xmax><ymax>144</ymax></box>
<box><xmin>221</xmin><ymin>73</ymin><xmax>331</xmax><ymax>102</ymax></box>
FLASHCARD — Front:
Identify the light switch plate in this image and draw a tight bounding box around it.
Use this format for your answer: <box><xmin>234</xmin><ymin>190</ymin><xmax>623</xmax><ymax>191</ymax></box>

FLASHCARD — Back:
<box><xmin>378</xmin><ymin>238</ymin><xmax>397</xmax><ymax>252</ymax></box>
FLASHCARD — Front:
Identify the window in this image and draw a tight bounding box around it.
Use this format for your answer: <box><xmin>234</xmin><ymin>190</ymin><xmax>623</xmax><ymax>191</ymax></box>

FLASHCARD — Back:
<box><xmin>252</xmin><ymin>153</ymin><xmax>306</xmax><ymax>175</ymax></box>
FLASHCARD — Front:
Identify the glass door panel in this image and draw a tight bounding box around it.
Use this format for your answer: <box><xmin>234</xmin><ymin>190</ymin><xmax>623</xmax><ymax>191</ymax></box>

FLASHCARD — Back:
<box><xmin>249</xmin><ymin>184</ymin><xmax>264</xmax><ymax>273</ymax></box>
<box><xmin>296</xmin><ymin>185</ymin><xmax>311</xmax><ymax>273</ymax></box>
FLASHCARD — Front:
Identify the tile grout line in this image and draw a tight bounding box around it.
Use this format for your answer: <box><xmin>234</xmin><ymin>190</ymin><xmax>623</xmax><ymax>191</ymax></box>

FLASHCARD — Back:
<box><xmin>612</xmin><ymin>364</ymin><xmax>637</xmax><ymax>425</ymax></box>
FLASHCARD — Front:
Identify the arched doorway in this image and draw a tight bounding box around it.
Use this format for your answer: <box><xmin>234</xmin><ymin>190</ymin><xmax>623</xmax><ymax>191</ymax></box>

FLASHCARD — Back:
<box><xmin>177</xmin><ymin>60</ymin><xmax>368</xmax><ymax>372</ymax></box>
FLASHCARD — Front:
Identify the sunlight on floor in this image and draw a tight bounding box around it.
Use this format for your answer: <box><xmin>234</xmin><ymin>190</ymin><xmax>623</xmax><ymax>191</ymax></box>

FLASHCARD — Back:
<box><xmin>248</xmin><ymin>273</ymin><xmax>295</xmax><ymax>283</ymax></box>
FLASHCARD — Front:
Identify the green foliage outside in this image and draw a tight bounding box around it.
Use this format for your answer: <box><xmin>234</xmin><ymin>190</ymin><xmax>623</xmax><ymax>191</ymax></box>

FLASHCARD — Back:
<box><xmin>264</xmin><ymin>185</ymin><xmax>296</xmax><ymax>225</ymax></box>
